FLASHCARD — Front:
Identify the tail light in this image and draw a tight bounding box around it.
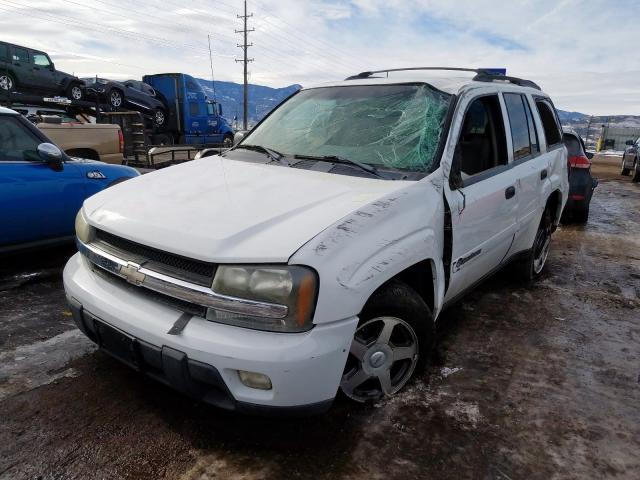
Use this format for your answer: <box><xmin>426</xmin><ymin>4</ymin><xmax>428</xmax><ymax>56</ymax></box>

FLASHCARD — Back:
<box><xmin>118</xmin><ymin>129</ymin><xmax>124</xmax><ymax>154</ymax></box>
<box><xmin>569</xmin><ymin>155</ymin><xmax>590</xmax><ymax>169</ymax></box>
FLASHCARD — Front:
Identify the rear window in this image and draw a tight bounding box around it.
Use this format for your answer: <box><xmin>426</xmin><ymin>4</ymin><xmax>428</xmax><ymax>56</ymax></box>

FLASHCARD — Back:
<box><xmin>563</xmin><ymin>134</ymin><xmax>585</xmax><ymax>157</ymax></box>
<box><xmin>535</xmin><ymin>98</ymin><xmax>562</xmax><ymax>147</ymax></box>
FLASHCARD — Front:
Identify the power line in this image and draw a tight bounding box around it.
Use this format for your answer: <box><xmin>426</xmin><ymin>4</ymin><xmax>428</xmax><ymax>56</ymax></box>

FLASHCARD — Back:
<box><xmin>235</xmin><ymin>0</ymin><xmax>254</xmax><ymax>130</ymax></box>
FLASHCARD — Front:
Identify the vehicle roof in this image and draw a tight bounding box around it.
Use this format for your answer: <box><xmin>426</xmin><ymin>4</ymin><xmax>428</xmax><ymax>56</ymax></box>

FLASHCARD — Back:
<box><xmin>0</xmin><ymin>106</ymin><xmax>18</xmax><ymax>115</ymax></box>
<box><xmin>307</xmin><ymin>72</ymin><xmax>548</xmax><ymax>97</ymax></box>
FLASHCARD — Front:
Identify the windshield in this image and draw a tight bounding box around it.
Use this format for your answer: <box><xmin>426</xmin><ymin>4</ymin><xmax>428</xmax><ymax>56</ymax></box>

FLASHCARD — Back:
<box><xmin>244</xmin><ymin>84</ymin><xmax>451</xmax><ymax>172</ymax></box>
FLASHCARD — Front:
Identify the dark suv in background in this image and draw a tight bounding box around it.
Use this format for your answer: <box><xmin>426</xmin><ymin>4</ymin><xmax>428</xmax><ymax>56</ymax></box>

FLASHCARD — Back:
<box><xmin>0</xmin><ymin>41</ymin><xmax>85</xmax><ymax>101</ymax></box>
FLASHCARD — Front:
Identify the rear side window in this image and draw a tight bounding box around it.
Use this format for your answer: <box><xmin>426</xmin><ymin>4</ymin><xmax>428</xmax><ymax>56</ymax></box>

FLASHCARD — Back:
<box><xmin>563</xmin><ymin>134</ymin><xmax>585</xmax><ymax>157</ymax></box>
<box><xmin>535</xmin><ymin>98</ymin><xmax>562</xmax><ymax>147</ymax></box>
<box><xmin>504</xmin><ymin>93</ymin><xmax>532</xmax><ymax>160</ymax></box>
<box><xmin>0</xmin><ymin>44</ymin><xmax>8</xmax><ymax>62</ymax></box>
<box><xmin>12</xmin><ymin>47</ymin><xmax>28</xmax><ymax>63</ymax></box>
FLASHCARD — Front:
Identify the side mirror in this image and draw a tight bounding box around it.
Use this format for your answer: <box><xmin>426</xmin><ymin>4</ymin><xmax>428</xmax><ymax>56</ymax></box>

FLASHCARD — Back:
<box><xmin>233</xmin><ymin>131</ymin><xmax>246</xmax><ymax>146</ymax></box>
<box><xmin>37</xmin><ymin>143</ymin><xmax>63</xmax><ymax>169</ymax></box>
<box><xmin>49</xmin><ymin>63</ymin><xmax>55</xmax><ymax>71</ymax></box>
<box><xmin>218</xmin><ymin>104</ymin><xmax>223</xmax><ymax>116</ymax></box>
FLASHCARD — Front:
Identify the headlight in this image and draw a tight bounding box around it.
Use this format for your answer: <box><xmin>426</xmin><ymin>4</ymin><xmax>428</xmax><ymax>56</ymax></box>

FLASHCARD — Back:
<box><xmin>75</xmin><ymin>209</ymin><xmax>94</xmax><ymax>243</ymax></box>
<box><xmin>207</xmin><ymin>265</ymin><xmax>318</xmax><ymax>333</ymax></box>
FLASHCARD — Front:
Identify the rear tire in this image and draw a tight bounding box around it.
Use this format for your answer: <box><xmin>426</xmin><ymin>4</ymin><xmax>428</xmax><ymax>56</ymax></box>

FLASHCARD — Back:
<box><xmin>632</xmin><ymin>159</ymin><xmax>640</xmax><ymax>183</ymax></box>
<box><xmin>0</xmin><ymin>73</ymin><xmax>15</xmax><ymax>92</ymax></box>
<box><xmin>154</xmin><ymin>108</ymin><xmax>166</xmax><ymax>127</ymax></box>
<box><xmin>513</xmin><ymin>207</ymin><xmax>553</xmax><ymax>282</ymax></box>
<box><xmin>222</xmin><ymin>134</ymin><xmax>234</xmax><ymax>147</ymax></box>
<box><xmin>573</xmin><ymin>203</ymin><xmax>590</xmax><ymax>224</ymax></box>
<box><xmin>152</xmin><ymin>133</ymin><xmax>173</xmax><ymax>146</ymax></box>
<box><xmin>621</xmin><ymin>155</ymin><xmax>631</xmax><ymax>176</ymax></box>
<box><xmin>340</xmin><ymin>280</ymin><xmax>434</xmax><ymax>403</ymax></box>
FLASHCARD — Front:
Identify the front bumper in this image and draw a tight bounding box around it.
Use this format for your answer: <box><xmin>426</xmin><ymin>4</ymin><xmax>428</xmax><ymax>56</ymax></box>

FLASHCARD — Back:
<box><xmin>63</xmin><ymin>253</ymin><xmax>358</xmax><ymax>415</ymax></box>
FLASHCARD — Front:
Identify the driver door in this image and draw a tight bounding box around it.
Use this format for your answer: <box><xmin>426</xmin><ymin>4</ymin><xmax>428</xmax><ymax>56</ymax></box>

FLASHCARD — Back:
<box><xmin>0</xmin><ymin>115</ymin><xmax>83</xmax><ymax>247</ymax></box>
<box><xmin>443</xmin><ymin>93</ymin><xmax>518</xmax><ymax>303</ymax></box>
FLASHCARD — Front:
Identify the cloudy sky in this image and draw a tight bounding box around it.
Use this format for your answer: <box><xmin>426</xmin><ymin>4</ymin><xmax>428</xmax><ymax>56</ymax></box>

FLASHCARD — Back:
<box><xmin>1</xmin><ymin>0</ymin><xmax>639</xmax><ymax>115</ymax></box>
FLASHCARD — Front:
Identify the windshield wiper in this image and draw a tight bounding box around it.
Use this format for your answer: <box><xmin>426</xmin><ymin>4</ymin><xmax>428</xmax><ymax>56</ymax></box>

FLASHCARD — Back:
<box><xmin>293</xmin><ymin>154</ymin><xmax>383</xmax><ymax>178</ymax></box>
<box><xmin>235</xmin><ymin>144</ymin><xmax>290</xmax><ymax>166</ymax></box>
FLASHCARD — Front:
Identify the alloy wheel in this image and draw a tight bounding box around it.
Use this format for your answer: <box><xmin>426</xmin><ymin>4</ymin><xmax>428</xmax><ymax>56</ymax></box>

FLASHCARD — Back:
<box><xmin>341</xmin><ymin>316</ymin><xmax>419</xmax><ymax>402</ymax></box>
<box><xmin>155</xmin><ymin>110</ymin><xmax>165</xmax><ymax>126</ymax></box>
<box><xmin>71</xmin><ymin>86</ymin><xmax>82</xmax><ymax>100</ymax></box>
<box><xmin>0</xmin><ymin>75</ymin><xmax>13</xmax><ymax>91</ymax></box>
<box><xmin>110</xmin><ymin>91</ymin><xmax>122</xmax><ymax>108</ymax></box>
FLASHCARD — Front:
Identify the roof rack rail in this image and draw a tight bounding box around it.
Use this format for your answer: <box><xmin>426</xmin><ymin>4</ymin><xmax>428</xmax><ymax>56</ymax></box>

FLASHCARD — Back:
<box><xmin>344</xmin><ymin>67</ymin><xmax>542</xmax><ymax>91</ymax></box>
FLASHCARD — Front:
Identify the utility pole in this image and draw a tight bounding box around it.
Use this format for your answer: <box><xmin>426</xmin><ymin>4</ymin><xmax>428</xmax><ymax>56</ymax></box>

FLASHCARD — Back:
<box><xmin>235</xmin><ymin>0</ymin><xmax>254</xmax><ymax>130</ymax></box>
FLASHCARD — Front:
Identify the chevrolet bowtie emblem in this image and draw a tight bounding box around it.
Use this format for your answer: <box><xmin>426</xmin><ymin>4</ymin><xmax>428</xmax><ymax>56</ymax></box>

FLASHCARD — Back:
<box><xmin>120</xmin><ymin>262</ymin><xmax>146</xmax><ymax>285</ymax></box>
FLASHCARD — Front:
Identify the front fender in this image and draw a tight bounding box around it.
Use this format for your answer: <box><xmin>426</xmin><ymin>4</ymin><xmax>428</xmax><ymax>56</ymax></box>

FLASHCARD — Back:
<box><xmin>290</xmin><ymin>175</ymin><xmax>445</xmax><ymax>324</ymax></box>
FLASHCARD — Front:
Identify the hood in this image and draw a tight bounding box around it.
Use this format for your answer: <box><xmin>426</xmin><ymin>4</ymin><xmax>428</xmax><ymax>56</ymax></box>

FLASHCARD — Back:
<box><xmin>83</xmin><ymin>157</ymin><xmax>412</xmax><ymax>263</ymax></box>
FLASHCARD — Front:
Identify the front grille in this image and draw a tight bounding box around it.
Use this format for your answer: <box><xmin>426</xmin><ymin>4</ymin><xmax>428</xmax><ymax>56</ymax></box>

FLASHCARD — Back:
<box><xmin>94</xmin><ymin>229</ymin><xmax>216</xmax><ymax>287</ymax></box>
<box><xmin>93</xmin><ymin>267</ymin><xmax>207</xmax><ymax>317</ymax></box>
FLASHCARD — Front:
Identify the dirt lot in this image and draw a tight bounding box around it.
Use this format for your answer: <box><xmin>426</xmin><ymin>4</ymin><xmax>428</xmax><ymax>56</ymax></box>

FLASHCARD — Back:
<box><xmin>1</xmin><ymin>160</ymin><xmax>639</xmax><ymax>480</ymax></box>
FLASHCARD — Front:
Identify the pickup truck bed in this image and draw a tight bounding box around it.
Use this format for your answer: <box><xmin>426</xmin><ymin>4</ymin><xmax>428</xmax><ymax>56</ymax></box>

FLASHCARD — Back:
<box><xmin>37</xmin><ymin>122</ymin><xmax>124</xmax><ymax>164</ymax></box>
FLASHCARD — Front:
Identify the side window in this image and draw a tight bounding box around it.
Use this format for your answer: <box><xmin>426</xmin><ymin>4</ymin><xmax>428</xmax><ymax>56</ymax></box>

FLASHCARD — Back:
<box><xmin>32</xmin><ymin>53</ymin><xmax>51</xmax><ymax>67</ymax></box>
<box><xmin>0</xmin><ymin>44</ymin><xmax>8</xmax><ymax>62</ymax></box>
<box><xmin>0</xmin><ymin>116</ymin><xmax>42</xmax><ymax>162</ymax></box>
<box><xmin>455</xmin><ymin>95</ymin><xmax>508</xmax><ymax>178</ymax></box>
<box><xmin>13</xmin><ymin>47</ymin><xmax>28</xmax><ymax>63</ymax></box>
<box><xmin>535</xmin><ymin>98</ymin><xmax>562</xmax><ymax>147</ymax></box>
<box><xmin>504</xmin><ymin>93</ymin><xmax>532</xmax><ymax>160</ymax></box>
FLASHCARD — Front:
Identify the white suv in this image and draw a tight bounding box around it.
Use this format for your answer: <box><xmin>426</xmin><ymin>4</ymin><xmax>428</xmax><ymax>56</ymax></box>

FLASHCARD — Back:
<box><xmin>64</xmin><ymin>68</ymin><xmax>568</xmax><ymax>415</ymax></box>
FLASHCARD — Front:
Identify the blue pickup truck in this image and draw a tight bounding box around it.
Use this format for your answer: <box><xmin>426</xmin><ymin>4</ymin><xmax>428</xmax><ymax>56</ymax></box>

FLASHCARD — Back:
<box><xmin>142</xmin><ymin>73</ymin><xmax>234</xmax><ymax>146</ymax></box>
<box><xmin>0</xmin><ymin>106</ymin><xmax>139</xmax><ymax>253</ymax></box>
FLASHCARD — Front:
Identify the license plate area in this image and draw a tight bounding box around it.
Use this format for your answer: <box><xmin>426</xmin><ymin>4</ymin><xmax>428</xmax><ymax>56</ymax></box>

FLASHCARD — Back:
<box><xmin>94</xmin><ymin>320</ymin><xmax>139</xmax><ymax>369</ymax></box>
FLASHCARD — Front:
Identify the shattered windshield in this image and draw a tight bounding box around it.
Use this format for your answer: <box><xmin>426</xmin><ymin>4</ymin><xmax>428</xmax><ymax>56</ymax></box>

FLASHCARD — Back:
<box><xmin>244</xmin><ymin>84</ymin><xmax>452</xmax><ymax>172</ymax></box>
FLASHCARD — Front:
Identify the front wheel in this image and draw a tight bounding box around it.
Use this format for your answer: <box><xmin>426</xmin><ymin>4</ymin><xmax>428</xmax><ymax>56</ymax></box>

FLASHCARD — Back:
<box><xmin>109</xmin><ymin>89</ymin><xmax>124</xmax><ymax>109</ymax></box>
<box><xmin>154</xmin><ymin>108</ymin><xmax>166</xmax><ymax>127</ymax></box>
<box><xmin>68</xmin><ymin>83</ymin><xmax>83</xmax><ymax>101</ymax></box>
<box><xmin>514</xmin><ymin>207</ymin><xmax>553</xmax><ymax>282</ymax></box>
<box><xmin>340</xmin><ymin>280</ymin><xmax>433</xmax><ymax>403</ymax></box>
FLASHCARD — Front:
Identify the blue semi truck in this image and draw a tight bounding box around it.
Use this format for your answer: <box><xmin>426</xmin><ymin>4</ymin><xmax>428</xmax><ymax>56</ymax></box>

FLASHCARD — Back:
<box><xmin>142</xmin><ymin>73</ymin><xmax>234</xmax><ymax>146</ymax></box>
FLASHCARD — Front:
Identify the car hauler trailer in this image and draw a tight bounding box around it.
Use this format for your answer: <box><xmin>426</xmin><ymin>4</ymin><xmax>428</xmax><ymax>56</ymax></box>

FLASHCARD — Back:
<box><xmin>142</xmin><ymin>73</ymin><xmax>234</xmax><ymax>146</ymax></box>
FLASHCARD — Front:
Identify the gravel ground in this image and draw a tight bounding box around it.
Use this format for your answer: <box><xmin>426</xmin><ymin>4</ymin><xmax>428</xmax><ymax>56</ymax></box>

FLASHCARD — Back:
<box><xmin>0</xmin><ymin>161</ymin><xmax>639</xmax><ymax>480</ymax></box>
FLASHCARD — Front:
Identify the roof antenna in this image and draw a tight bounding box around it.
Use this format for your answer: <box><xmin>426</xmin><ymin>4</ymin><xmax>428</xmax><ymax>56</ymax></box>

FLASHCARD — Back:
<box><xmin>207</xmin><ymin>35</ymin><xmax>217</xmax><ymax>102</ymax></box>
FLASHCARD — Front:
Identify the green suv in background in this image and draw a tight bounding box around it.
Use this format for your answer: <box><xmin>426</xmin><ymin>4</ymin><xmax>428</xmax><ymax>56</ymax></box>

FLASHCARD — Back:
<box><xmin>0</xmin><ymin>41</ymin><xmax>85</xmax><ymax>101</ymax></box>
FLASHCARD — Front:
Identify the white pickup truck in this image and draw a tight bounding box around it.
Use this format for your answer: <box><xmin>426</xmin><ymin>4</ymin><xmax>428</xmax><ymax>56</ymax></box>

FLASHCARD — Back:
<box><xmin>64</xmin><ymin>68</ymin><xmax>568</xmax><ymax>415</ymax></box>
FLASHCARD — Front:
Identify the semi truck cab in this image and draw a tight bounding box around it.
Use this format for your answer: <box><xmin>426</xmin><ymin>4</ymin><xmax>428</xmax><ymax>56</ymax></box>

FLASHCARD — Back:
<box><xmin>142</xmin><ymin>73</ymin><xmax>234</xmax><ymax>146</ymax></box>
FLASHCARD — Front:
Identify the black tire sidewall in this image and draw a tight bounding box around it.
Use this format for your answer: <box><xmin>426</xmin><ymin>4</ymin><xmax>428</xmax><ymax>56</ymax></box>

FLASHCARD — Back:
<box><xmin>358</xmin><ymin>280</ymin><xmax>434</xmax><ymax>372</ymax></box>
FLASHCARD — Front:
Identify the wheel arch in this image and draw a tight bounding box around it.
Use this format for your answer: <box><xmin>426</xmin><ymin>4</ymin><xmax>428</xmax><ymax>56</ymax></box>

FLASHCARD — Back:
<box><xmin>546</xmin><ymin>189</ymin><xmax>563</xmax><ymax>227</ymax></box>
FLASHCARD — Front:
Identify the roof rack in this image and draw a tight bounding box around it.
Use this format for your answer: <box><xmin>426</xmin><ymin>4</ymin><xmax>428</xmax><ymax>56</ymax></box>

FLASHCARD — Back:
<box><xmin>344</xmin><ymin>67</ymin><xmax>541</xmax><ymax>91</ymax></box>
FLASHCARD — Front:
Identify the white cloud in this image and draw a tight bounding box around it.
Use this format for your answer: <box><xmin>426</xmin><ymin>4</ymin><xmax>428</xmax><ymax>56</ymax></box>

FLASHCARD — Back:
<box><xmin>0</xmin><ymin>0</ymin><xmax>638</xmax><ymax>114</ymax></box>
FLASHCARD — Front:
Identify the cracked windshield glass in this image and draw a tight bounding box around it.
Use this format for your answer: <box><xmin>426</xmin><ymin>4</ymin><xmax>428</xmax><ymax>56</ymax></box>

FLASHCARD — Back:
<box><xmin>245</xmin><ymin>84</ymin><xmax>452</xmax><ymax>172</ymax></box>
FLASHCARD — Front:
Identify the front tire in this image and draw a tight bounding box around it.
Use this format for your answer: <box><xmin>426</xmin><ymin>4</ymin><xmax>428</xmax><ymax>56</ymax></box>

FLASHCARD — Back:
<box><xmin>68</xmin><ymin>83</ymin><xmax>83</xmax><ymax>101</ymax></box>
<box><xmin>514</xmin><ymin>207</ymin><xmax>553</xmax><ymax>282</ymax></box>
<box><xmin>154</xmin><ymin>108</ymin><xmax>166</xmax><ymax>127</ymax></box>
<box><xmin>340</xmin><ymin>280</ymin><xmax>434</xmax><ymax>403</ymax></box>
<box><xmin>109</xmin><ymin>89</ymin><xmax>124</xmax><ymax>109</ymax></box>
<box><xmin>222</xmin><ymin>134</ymin><xmax>234</xmax><ymax>147</ymax></box>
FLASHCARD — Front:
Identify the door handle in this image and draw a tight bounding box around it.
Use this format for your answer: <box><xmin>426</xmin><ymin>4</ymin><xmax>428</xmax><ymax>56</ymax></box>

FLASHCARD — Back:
<box><xmin>540</xmin><ymin>169</ymin><xmax>548</xmax><ymax>180</ymax></box>
<box><xmin>505</xmin><ymin>186</ymin><xmax>516</xmax><ymax>199</ymax></box>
